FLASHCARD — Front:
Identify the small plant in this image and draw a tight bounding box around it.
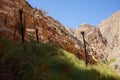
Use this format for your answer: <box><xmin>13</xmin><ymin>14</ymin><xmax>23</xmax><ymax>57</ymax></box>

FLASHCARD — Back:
<box><xmin>37</xmin><ymin>8</ymin><xmax>48</xmax><ymax>16</ymax></box>
<box><xmin>114</xmin><ymin>64</ymin><xmax>119</xmax><ymax>69</ymax></box>
<box><xmin>102</xmin><ymin>58</ymin><xmax>116</xmax><ymax>65</ymax></box>
<box><xmin>108</xmin><ymin>58</ymin><xmax>116</xmax><ymax>65</ymax></box>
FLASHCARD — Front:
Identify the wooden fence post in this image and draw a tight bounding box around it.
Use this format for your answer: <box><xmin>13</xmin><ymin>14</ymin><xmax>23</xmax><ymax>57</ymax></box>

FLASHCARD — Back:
<box><xmin>81</xmin><ymin>31</ymin><xmax>88</xmax><ymax>66</ymax></box>
<box><xmin>19</xmin><ymin>9</ymin><xmax>25</xmax><ymax>43</ymax></box>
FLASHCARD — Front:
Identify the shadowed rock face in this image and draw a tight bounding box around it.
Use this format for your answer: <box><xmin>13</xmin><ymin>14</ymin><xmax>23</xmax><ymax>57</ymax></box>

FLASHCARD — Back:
<box><xmin>0</xmin><ymin>0</ymin><xmax>95</xmax><ymax>63</ymax></box>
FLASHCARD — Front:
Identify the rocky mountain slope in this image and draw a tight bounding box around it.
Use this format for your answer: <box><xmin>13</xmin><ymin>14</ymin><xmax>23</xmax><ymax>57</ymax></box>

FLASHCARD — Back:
<box><xmin>99</xmin><ymin>11</ymin><xmax>120</xmax><ymax>75</ymax></box>
<box><xmin>0</xmin><ymin>0</ymin><xmax>120</xmax><ymax>75</ymax></box>
<box><xmin>66</xmin><ymin>24</ymin><xmax>107</xmax><ymax>61</ymax></box>
<box><xmin>0</xmin><ymin>0</ymin><xmax>96</xmax><ymax>63</ymax></box>
<box><xmin>66</xmin><ymin>11</ymin><xmax>120</xmax><ymax>75</ymax></box>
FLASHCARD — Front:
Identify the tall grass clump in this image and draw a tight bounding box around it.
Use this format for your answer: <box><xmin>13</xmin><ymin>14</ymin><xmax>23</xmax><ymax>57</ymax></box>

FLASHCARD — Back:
<box><xmin>0</xmin><ymin>38</ymin><xmax>120</xmax><ymax>80</ymax></box>
<box><xmin>0</xmin><ymin>38</ymin><xmax>62</xmax><ymax>80</ymax></box>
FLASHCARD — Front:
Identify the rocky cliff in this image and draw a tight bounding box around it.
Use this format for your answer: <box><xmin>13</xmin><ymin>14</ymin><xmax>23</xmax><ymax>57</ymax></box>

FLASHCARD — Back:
<box><xmin>99</xmin><ymin>11</ymin><xmax>120</xmax><ymax>74</ymax></box>
<box><xmin>0</xmin><ymin>0</ymin><xmax>96</xmax><ymax>63</ymax></box>
<box><xmin>66</xmin><ymin>24</ymin><xmax>107</xmax><ymax>61</ymax></box>
<box><xmin>1</xmin><ymin>0</ymin><xmax>120</xmax><ymax>72</ymax></box>
<box><xmin>66</xmin><ymin>11</ymin><xmax>120</xmax><ymax>75</ymax></box>
<box><xmin>99</xmin><ymin>11</ymin><xmax>120</xmax><ymax>48</ymax></box>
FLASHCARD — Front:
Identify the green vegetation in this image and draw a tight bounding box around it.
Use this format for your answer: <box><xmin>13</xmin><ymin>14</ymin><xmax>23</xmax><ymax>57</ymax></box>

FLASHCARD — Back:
<box><xmin>108</xmin><ymin>58</ymin><xmax>116</xmax><ymax>65</ymax></box>
<box><xmin>0</xmin><ymin>38</ymin><xmax>120</xmax><ymax>80</ymax></box>
<box><xmin>102</xmin><ymin>57</ymin><xmax>116</xmax><ymax>65</ymax></box>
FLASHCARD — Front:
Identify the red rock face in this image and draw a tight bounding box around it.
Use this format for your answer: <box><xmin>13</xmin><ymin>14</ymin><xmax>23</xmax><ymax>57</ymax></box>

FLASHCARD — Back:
<box><xmin>0</xmin><ymin>0</ymin><xmax>95</xmax><ymax>63</ymax></box>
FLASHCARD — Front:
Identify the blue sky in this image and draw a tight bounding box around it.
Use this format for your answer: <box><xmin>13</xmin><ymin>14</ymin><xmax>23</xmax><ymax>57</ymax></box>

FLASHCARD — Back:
<box><xmin>27</xmin><ymin>0</ymin><xmax>120</xmax><ymax>29</ymax></box>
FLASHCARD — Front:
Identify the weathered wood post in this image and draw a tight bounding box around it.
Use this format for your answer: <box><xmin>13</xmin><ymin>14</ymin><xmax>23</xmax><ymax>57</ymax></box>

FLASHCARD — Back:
<box><xmin>19</xmin><ymin>9</ymin><xmax>25</xmax><ymax>43</ymax></box>
<box><xmin>81</xmin><ymin>31</ymin><xmax>88</xmax><ymax>66</ymax></box>
<box><xmin>36</xmin><ymin>28</ymin><xmax>39</xmax><ymax>42</ymax></box>
<box><xmin>34</xmin><ymin>19</ymin><xmax>39</xmax><ymax>42</ymax></box>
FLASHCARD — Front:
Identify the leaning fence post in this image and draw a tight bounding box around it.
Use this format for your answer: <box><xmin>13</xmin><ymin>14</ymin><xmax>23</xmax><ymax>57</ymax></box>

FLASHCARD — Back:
<box><xmin>34</xmin><ymin>19</ymin><xmax>39</xmax><ymax>43</ymax></box>
<box><xmin>19</xmin><ymin>9</ymin><xmax>25</xmax><ymax>43</ymax></box>
<box><xmin>81</xmin><ymin>31</ymin><xmax>88</xmax><ymax>66</ymax></box>
<box><xmin>36</xmin><ymin>28</ymin><xmax>39</xmax><ymax>42</ymax></box>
